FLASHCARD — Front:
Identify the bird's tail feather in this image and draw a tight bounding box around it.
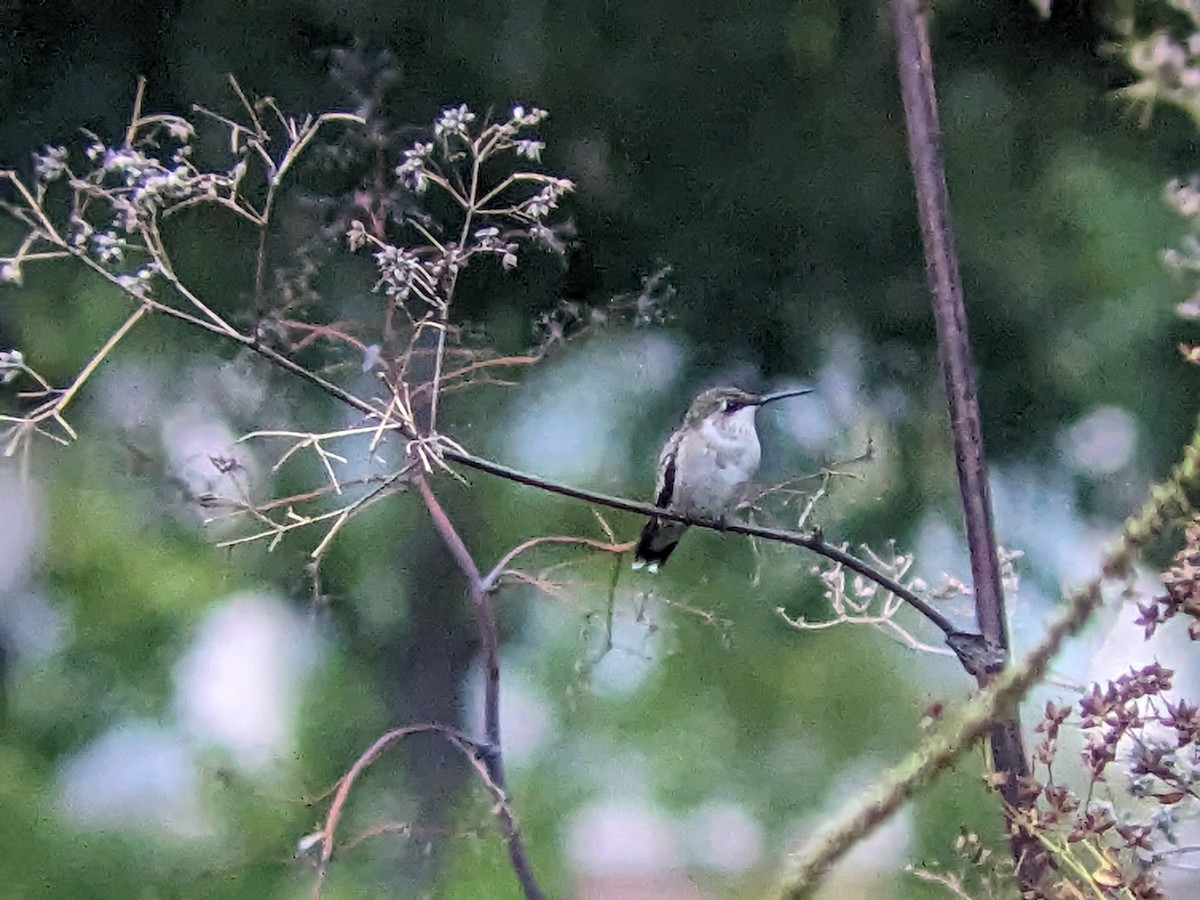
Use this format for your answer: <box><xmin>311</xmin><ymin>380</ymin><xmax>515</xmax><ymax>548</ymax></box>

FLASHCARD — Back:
<box><xmin>633</xmin><ymin>518</ymin><xmax>688</xmax><ymax>571</ymax></box>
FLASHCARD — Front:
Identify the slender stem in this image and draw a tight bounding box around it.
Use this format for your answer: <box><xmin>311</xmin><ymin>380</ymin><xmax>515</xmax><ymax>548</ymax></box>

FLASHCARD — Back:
<box><xmin>311</xmin><ymin>722</ymin><xmax>498</xmax><ymax>900</ymax></box>
<box><xmin>54</xmin><ymin>302</ymin><xmax>149</xmax><ymax>416</ymax></box>
<box><xmin>427</xmin><ymin>139</ymin><xmax>483</xmax><ymax>434</ymax></box>
<box><xmin>414</xmin><ymin>476</ymin><xmax>493</xmax><ymax>734</ymax></box>
<box><xmin>481</xmin><ymin>534</ymin><xmax>627</xmax><ymax>592</ymax></box>
<box><xmin>124</xmin><ymin>77</ymin><xmax>147</xmax><ymax>148</ymax></box>
<box><xmin>254</xmin><ymin>110</ymin><xmax>364</xmax><ymax>306</ymax></box>
<box><xmin>413</xmin><ymin>474</ymin><xmax>544</xmax><ymax>900</ymax></box>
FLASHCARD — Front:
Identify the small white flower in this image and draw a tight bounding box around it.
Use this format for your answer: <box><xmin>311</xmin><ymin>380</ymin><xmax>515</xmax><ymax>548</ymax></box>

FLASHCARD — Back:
<box><xmin>511</xmin><ymin>106</ymin><xmax>548</xmax><ymax>128</ymax></box>
<box><xmin>434</xmin><ymin>104</ymin><xmax>475</xmax><ymax>139</ymax></box>
<box><xmin>92</xmin><ymin>231</ymin><xmax>126</xmax><ymax>265</ymax></box>
<box><xmin>395</xmin><ymin>143</ymin><xmax>433</xmax><ymax>192</ymax></box>
<box><xmin>346</xmin><ymin>220</ymin><xmax>368</xmax><ymax>252</ymax></box>
<box><xmin>515</xmin><ymin>140</ymin><xmax>545</xmax><ymax>161</ymax></box>
<box><xmin>115</xmin><ymin>272</ymin><xmax>149</xmax><ymax>299</ymax></box>
<box><xmin>34</xmin><ymin>145</ymin><xmax>69</xmax><ymax>181</ymax></box>
<box><xmin>522</xmin><ymin>178</ymin><xmax>574</xmax><ymax>219</ymax></box>
<box><xmin>361</xmin><ymin>344</ymin><xmax>382</xmax><ymax>373</ymax></box>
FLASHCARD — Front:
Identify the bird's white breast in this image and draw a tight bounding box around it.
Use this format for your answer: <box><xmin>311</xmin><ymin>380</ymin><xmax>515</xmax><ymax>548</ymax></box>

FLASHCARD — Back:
<box><xmin>670</xmin><ymin>406</ymin><xmax>761</xmax><ymax>518</ymax></box>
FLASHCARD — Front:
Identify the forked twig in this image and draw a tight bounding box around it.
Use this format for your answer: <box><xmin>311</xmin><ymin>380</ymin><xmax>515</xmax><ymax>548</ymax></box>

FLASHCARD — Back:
<box><xmin>309</xmin><ymin>722</ymin><xmax>501</xmax><ymax>900</ymax></box>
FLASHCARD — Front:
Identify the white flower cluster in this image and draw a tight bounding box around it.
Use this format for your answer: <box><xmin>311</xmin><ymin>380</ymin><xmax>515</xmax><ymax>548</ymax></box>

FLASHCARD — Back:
<box><xmin>373</xmin><ymin>244</ymin><xmax>437</xmax><ymax>304</ymax></box>
<box><xmin>474</xmin><ymin>226</ymin><xmax>519</xmax><ymax>270</ymax></box>
<box><xmin>33</xmin><ymin>145</ymin><xmax>69</xmax><ymax>181</ymax></box>
<box><xmin>1128</xmin><ymin>30</ymin><xmax>1200</xmax><ymax>113</ymax></box>
<box><xmin>434</xmin><ymin>103</ymin><xmax>476</xmax><ymax>139</ymax></box>
<box><xmin>363</xmin><ymin>103</ymin><xmax>574</xmax><ymax>314</ymax></box>
<box><xmin>520</xmin><ymin>178</ymin><xmax>573</xmax><ymax>220</ymax></box>
<box><xmin>396</xmin><ymin>141</ymin><xmax>433</xmax><ymax>192</ymax></box>
<box><xmin>17</xmin><ymin>117</ymin><xmax>254</xmax><ymax>295</ymax></box>
<box><xmin>75</xmin><ymin>141</ymin><xmax>236</xmax><ymax>235</ymax></box>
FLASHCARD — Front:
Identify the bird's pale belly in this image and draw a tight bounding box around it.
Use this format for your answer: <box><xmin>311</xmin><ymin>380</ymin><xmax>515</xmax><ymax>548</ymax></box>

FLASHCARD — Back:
<box><xmin>672</xmin><ymin>451</ymin><xmax>757</xmax><ymax>519</ymax></box>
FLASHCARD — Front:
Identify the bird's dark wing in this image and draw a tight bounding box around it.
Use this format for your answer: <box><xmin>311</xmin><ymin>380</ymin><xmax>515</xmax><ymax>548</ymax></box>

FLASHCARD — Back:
<box><xmin>634</xmin><ymin>428</ymin><xmax>687</xmax><ymax>570</ymax></box>
<box><xmin>653</xmin><ymin>430</ymin><xmax>680</xmax><ymax>509</ymax></box>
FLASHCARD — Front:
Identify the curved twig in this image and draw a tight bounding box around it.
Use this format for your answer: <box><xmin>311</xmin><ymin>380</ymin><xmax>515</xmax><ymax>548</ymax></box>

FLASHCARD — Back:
<box><xmin>310</xmin><ymin>722</ymin><xmax>493</xmax><ymax>900</ymax></box>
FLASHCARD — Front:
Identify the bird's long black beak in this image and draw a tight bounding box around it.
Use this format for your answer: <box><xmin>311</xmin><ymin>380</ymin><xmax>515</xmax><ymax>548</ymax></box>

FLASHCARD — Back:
<box><xmin>754</xmin><ymin>387</ymin><xmax>812</xmax><ymax>406</ymax></box>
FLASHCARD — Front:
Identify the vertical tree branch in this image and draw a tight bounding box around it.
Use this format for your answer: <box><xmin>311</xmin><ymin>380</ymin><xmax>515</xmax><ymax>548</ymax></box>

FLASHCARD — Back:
<box><xmin>414</xmin><ymin>474</ymin><xmax>545</xmax><ymax>900</ymax></box>
<box><xmin>888</xmin><ymin>0</ymin><xmax>1043</xmax><ymax>886</ymax></box>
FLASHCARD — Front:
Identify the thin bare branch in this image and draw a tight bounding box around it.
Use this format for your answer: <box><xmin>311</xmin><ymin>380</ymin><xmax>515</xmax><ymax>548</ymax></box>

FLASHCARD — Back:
<box><xmin>310</xmin><ymin>722</ymin><xmax>494</xmax><ymax>900</ymax></box>
<box><xmin>413</xmin><ymin>474</ymin><xmax>544</xmax><ymax>900</ymax></box>
<box><xmin>482</xmin><ymin>534</ymin><xmax>629</xmax><ymax>592</ymax></box>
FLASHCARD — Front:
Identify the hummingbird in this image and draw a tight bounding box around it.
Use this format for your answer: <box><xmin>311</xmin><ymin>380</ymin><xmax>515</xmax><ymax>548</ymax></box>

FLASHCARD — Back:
<box><xmin>632</xmin><ymin>385</ymin><xmax>812</xmax><ymax>572</ymax></box>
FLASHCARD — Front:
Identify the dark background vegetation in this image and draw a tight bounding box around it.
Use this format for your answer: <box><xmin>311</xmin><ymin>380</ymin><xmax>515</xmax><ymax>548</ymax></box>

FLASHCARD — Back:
<box><xmin>1</xmin><ymin>1</ymin><xmax>1196</xmax><ymax>897</ymax></box>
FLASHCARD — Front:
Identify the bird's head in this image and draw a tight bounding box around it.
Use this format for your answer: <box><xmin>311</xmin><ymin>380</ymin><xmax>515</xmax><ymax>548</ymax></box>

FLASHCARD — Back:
<box><xmin>684</xmin><ymin>385</ymin><xmax>812</xmax><ymax>424</ymax></box>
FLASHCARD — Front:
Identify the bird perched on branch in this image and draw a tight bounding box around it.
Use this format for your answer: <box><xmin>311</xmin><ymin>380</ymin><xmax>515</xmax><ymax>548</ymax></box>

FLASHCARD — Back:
<box><xmin>632</xmin><ymin>385</ymin><xmax>811</xmax><ymax>572</ymax></box>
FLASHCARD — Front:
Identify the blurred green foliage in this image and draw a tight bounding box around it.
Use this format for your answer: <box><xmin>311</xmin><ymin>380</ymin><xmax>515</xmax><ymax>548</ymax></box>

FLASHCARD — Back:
<box><xmin>1</xmin><ymin>0</ymin><xmax>1198</xmax><ymax>897</ymax></box>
